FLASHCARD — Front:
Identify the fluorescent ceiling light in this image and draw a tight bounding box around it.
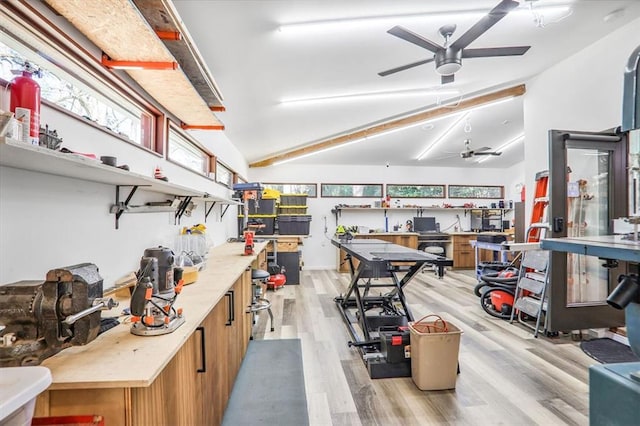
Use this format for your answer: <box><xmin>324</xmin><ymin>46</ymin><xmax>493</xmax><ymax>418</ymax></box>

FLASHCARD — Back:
<box><xmin>273</xmin><ymin>138</ymin><xmax>367</xmax><ymax>166</ymax></box>
<box><xmin>416</xmin><ymin>112</ymin><xmax>470</xmax><ymax>160</ymax></box>
<box><xmin>278</xmin><ymin>4</ymin><xmax>571</xmax><ymax>34</ymax></box>
<box><xmin>477</xmin><ymin>133</ymin><xmax>525</xmax><ymax>163</ymax></box>
<box><xmin>273</xmin><ymin>93</ymin><xmax>516</xmax><ymax>165</ymax></box>
<box><xmin>280</xmin><ymin>87</ymin><xmax>460</xmax><ymax>106</ymax></box>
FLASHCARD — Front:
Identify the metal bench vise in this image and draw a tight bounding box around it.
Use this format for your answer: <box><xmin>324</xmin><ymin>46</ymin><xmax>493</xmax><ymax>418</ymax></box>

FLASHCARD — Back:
<box><xmin>0</xmin><ymin>263</ymin><xmax>117</xmax><ymax>367</ymax></box>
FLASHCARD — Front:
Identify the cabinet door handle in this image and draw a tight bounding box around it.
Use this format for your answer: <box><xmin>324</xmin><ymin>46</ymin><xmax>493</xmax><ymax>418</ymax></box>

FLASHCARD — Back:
<box><xmin>196</xmin><ymin>326</ymin><xmax>206</xmax><ymax>373</ymax></box>
<box><xmin>225</xmin><ymin>290</ymin><xmax>234</xmax><ymax>326</ymax></box>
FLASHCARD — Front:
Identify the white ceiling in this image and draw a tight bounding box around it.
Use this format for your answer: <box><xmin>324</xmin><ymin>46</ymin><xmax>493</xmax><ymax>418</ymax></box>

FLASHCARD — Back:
<box><xmin>173</xmin><ymin>0</ymin><xmax>640</xmax><ymax>169</ymax></box>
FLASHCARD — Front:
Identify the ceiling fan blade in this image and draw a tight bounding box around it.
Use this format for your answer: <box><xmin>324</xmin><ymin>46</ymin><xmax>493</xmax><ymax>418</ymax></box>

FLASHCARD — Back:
<box><xmin>387</xmin><ymin>26</ymin><xmax>443</xmax><ymax>53</ymax></box>
<box><xmin>378</xmin><ymin>58</ymin><xmax>435</xmax><ymax>76</ymax></box>
<box><xmin>450</xmin><ymin>0</ymin><xmax>520</xmax><ymax>51</ymax></box>
<box><xmin>441</xmin><ymin>74</ymin><xmax>455</xmax><ymax>84</ymax></box>
<box><xmin>462</xmin><ymin>46</ymin><xmax>531</xmax><ymax>58</ymax></box>
<box><xmin>474</xmin><ymin>151</ymin><xmax>502</xmax><ymax>156</ymax></box>
<box><xmin>475</xmin><ymin>146</ymin><xmax>492</xmax><ymax>152</ymax></box>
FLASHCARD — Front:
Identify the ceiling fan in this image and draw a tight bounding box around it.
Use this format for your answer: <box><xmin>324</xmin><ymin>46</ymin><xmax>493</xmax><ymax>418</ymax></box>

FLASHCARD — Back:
<box><xmin>460</xmin><ymin>139</ymin><xmax>501</xmax><ymax>159</ymax></box>
<box><xmin>378</xmin><ymin>0</ymin><xmax>531</xmax><ymax>84</ymax></box>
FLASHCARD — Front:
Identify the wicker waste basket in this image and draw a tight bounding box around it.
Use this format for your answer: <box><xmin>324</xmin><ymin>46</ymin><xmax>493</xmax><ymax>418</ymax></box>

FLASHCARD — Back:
<box><xmin>408</xmin><ymin>315</ymin><xmax>462</xmax><ymax>390</ymax></box>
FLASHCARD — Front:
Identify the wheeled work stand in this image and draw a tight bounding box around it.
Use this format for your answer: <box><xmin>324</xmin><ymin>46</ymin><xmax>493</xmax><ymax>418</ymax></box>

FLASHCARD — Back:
<box><xmin>332</xmin><ymin>238</ymin><xmax>453</xmax><ymax>379</ymax></box>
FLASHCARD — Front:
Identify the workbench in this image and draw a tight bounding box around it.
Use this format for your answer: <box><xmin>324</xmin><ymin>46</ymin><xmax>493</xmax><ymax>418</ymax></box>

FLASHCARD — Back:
<box><xmin>540</xmin><ymin>235</ymin><xmax>640</xmax><ymax>263</ymax></box>
<box><xmin>34</xmin><ymin>242</ymin><xmax>269</xmax><ymax>426</ymax></box>
<box><xmin>331</xmin><ymin>238</ymin><xmax>453</xmax><ymax>379</ymax></box>
<box><xmin>336</xmin><ymin>232</ymin><xmax>418</xmax><ymax>272</ymax></box>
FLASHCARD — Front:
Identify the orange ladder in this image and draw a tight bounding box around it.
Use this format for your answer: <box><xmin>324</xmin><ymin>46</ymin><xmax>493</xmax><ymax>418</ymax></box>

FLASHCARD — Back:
<box><xmin>527</xmin><ymin>170</ymin><xmax>549</xmax><ymax>243</ymax></box>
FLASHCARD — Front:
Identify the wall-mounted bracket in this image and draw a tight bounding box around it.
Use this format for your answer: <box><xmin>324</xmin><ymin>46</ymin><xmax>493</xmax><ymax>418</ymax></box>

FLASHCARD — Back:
<box><xmin>204</xmin><ymin>201</ymin><xmax>217</xmax><ymax>223</ymax></box>
<box><xmin>101</xmin><ymin>53</ymin><xmax>178</xmax><ymax>70</ymax></box>
<box><xmin>112</xmin><ymin>185</ymin><xmax>185</xmax><ymax>229</ymax></box>
<box><xmin>113</xmin><ymin>185</ymin><xmax>139</xmax><ymax>229</ymax></box>
<box><xmin>175</xmin><ymin>196</ymin><xmax>194</xmax><ymax>225</ymax></box>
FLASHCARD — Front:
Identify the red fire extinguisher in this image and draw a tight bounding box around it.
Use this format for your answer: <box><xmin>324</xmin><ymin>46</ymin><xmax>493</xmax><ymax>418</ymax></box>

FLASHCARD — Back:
<box><xmin>10</xmin><ymin>61</ymin><xmax>41</xmax><ymax>145</ymax></box>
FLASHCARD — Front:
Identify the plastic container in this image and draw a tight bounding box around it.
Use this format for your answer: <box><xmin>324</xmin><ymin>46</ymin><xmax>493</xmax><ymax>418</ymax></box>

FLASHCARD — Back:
<box><xmin>408</xmin><ymin>315</ymin><xmax>462</xmax><ymax>390</ymax></box>
<box><xmin>277</xmin><ymin>205</ymin><xmax>308</xmax><ymax>215</ymax></box>
<box><xmin>238</xmin><ymin>215</ymin><xmax>276</xmax><ymax>235</ymax></box>
<box><xmin>262</xmin><ymin>188</ymin><xmax>280</xmax><ymax>200</ymax></box>
<box><xmin>279</xmin><ymin>194</ymin><xmax>307</xmax><ymax>206</ymax></box>
<box><xmin>277</xmin><ymin>215</ymin><xmax>311</xmax><ymax>235</ymax></box>
<box><xmin>248</xmin><ymin>198</ymin><xmax>276</xmax><ymax>215</ymax></box>
<box><xmin>0</xmin><ymin>366</ymin><xmax>52</xmax><ymax>426</ymax></box>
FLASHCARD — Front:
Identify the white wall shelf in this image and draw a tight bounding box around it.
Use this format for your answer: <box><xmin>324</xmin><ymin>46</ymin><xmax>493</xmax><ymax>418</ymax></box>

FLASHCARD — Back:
<box><xmin>0</xmin><ymin>137</ymin><xmax>239</xmax><ymax>228</ymax></box>
<box><xmin>331</xmin><ymin>205</ymin><xmax>512</xmax><ymax>223</ymax></box>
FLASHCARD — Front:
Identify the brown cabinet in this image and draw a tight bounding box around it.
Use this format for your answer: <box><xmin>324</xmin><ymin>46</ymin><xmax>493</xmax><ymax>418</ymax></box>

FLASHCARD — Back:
<box><xmin>35</xmin><ymin>269</ymin><xmax>253</xmax><ymax>426</ymax></box>
<box><xmin>452</xmin><ymin>234</ymin><xmax>476</xmax><ymax>269</ymax></box>
<box><xmin>452</xmin><ymin>234</ymin><xmax>507</xmax><ymax>269</ymax></box>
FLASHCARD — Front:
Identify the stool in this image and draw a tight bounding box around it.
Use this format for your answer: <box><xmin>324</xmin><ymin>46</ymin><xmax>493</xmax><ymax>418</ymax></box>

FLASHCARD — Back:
<box><xmin>250</xmin><ymin>269</ymin><xmax>274</xmax><ymax>333</ymax></box>
<box><xmin>423</xmin><ymin>246</ymin><xmax>446</xmax><ymax>276</ymax></box>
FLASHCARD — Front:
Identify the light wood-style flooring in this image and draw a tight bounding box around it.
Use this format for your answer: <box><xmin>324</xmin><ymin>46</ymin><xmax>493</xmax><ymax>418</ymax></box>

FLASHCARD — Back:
<box><xmin>251</xmin><ymin>268</ymin><xmax>594</xmax><ymax>426</ymax></box>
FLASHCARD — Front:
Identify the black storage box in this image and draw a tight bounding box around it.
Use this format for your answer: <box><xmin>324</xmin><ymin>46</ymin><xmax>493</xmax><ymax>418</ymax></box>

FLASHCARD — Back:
<box><xmin>477</xmin><ymin>234</ymin><xmax>507</xmax><ymax>244</ymax></box>
<box><xmin>277</xmin><ymin>215</ymin><xmax>311</xmax><ymax>235</ymax></box>
<box><xmin>237</xmin><ymin>215</ymin><xmax>275</xmax><ymax>235</ymax></box>
<box><xmin>379</xmin><ymin>326</ymin><xmax>411</xmax><ymax>364</ymax></box>
<box><xmin>278</xmin><ymin>205</ymin><xmax>308</xmax><ymax>215</ymax></box>
<box><xmin>280</xmin><ymin>194</ymin><xmax>307</xmax><ymax>206</ymax></box>
<box><xmin>247</xmin><ymin>198</ymin><xmax>277</xmax><ymax>215</ymax></box>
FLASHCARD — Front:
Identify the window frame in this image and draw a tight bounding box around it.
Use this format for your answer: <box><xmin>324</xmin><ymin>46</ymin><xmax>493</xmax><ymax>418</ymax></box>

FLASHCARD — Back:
<box><xmin>166</xmin><ymin>123</ymin><xmax>212</xmax><ymax>176</ymax></box>
<box><xmin>447</xmin><ymin>185</ymin><xmax>504</xmax><ymax>199</ymax></box>
<box><xmin>215</xmin><ymin>161</ymin><xmax>234</xmax><ymax>188</ymax></box>
<box><xmin>0</xmin><ymin>3</ymin><xmax>164</xmax><ymax>153</ymax></box>
<box><xmin>262</xmin><ymin>183</ymin><xmax>317</xmax><ymax>197</ymax></box>
<box><xmin>321</xmin><ymin>183</ymin><xmax>383</xmax><ymax>198</ymax></box>
<box><xmin>386</xmin><ymin>184</ymin><xmax>445</xmax><ymax>198</ymax></box>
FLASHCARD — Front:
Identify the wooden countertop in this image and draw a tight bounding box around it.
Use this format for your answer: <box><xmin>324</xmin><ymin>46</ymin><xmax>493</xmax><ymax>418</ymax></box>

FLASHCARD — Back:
<box><xmin>449</xmin><ymin>231</ymin><xmax>508</xmax><ymax>236</ymax></box>
<box><xmin>41</xmin><ymin>241</ymin><xmax>268</xmax><ymax>390</ymax></box>
<box><xmin>354</xmin><ymin>232</ymin><xmax>419</xmax><ymax>236</ymax></box>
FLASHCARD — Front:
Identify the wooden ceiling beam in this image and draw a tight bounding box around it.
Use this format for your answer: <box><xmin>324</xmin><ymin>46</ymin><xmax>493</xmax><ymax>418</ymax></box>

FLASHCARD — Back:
<box><xmin>249</xmin><ymin>84</ymin><xmax>526</xmax><ymax>168</ymax></box>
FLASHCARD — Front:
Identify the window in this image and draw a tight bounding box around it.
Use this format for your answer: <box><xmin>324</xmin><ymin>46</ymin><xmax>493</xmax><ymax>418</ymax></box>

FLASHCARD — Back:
<box><xmin>387</xmin><ymin>184</ymin><xmax>445</xmax><ymax>198</ymax></box>
<box><xmin>448</xmin><ymin>185</ymin><xmax>504</xmax><ymax>199</ymax></box>
<box><xmin>0</xmin><ymin>36</ymin><xmax>149</xmax><ymax>147</ymax></box>
<box><xmin>168</xmin><ymin>129</ymin><xmax>208</xmax><ymax>174</ymax></box>
<box><xmin>321</xmin><ymin>184</ymin><xmax>383</xmax><ymax>198</ymax></box>
<box><xmin>263</xmin><ymin>183</ymin><xmax>317</xmax><ymax>197</ymax></box>
<box><xmin>216</xmin><ymin>162</ymin><xmax>233</xmax><ymax>188</ymax></box>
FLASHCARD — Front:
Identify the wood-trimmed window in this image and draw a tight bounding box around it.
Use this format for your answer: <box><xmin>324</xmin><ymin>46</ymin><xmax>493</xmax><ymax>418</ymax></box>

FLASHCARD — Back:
<box><xmin>448</xmin><ymin>185</ymin><xmax>504</xmax><ymax>199</ymax></box>
<box><xmin>263</xmin><ymin>183</ymin><xmax>317</xmax><ymax>197</ymax></box>
<box><xmin>0</xmin><ymin>27</ymin><xmax>156</xmax><ymax>151</ymax></box>
<box><xmin>167</xmin><ymin>127</ymin><xmax>209</xmax><ymax>175</ymax></box>
<box><xmin>216</xmin><ymin>161</ymin><xmax>233</xmax><ymax>188</ymax></box>
<box><xmin>321</xmin><ymin>184</ymin><xmax>383</xmax><ymax>198</ymax></box>
<box><xmin>387</xmin><ymin>184</ymin><xmax>445</xmax><ymax>198</ymax></box>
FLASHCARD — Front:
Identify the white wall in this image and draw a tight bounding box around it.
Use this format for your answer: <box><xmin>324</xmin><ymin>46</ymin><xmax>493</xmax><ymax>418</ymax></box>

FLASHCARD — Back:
<box><xmin>249</xmin><ymin>163</ymin><xmax>522</xmax><ymax>269</ymax></box>
<box><xmin>523</xmin><ymin>17</ymin><xmax>640</xmax><ymax>221</ymax></box>
<box><xmin>0</xmin><ymin>103</ymin><xmax>244</xmax><ymax>288</ymax></box>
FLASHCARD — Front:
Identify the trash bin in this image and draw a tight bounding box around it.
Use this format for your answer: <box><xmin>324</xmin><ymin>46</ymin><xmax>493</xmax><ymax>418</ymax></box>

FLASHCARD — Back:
<box><xmin>408</xmin><ymin>315</ymin><xmax>462</xmax><ymax>390</ymax></box>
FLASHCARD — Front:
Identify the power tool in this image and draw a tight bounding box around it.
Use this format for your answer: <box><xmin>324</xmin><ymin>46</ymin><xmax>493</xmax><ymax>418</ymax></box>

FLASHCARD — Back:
<box><xmin>129</xmin><ymin>247</ymin><xmax>185</xmax><ymax>336</ymax></box>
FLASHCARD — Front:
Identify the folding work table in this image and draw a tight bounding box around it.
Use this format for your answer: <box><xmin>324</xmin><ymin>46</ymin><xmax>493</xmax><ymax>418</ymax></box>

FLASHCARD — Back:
<box><xmin>332</xmin><ymin>237</ymin><xmax>454</xmax><ymax>378</ymax></box>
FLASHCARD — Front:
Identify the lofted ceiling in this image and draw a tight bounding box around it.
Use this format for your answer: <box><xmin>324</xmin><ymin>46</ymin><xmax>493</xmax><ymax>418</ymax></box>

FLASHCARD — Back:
<box><xmin>172</xmin><ymin>0</ymin><xmax>640</xmax><ymax>168</ymax></box>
